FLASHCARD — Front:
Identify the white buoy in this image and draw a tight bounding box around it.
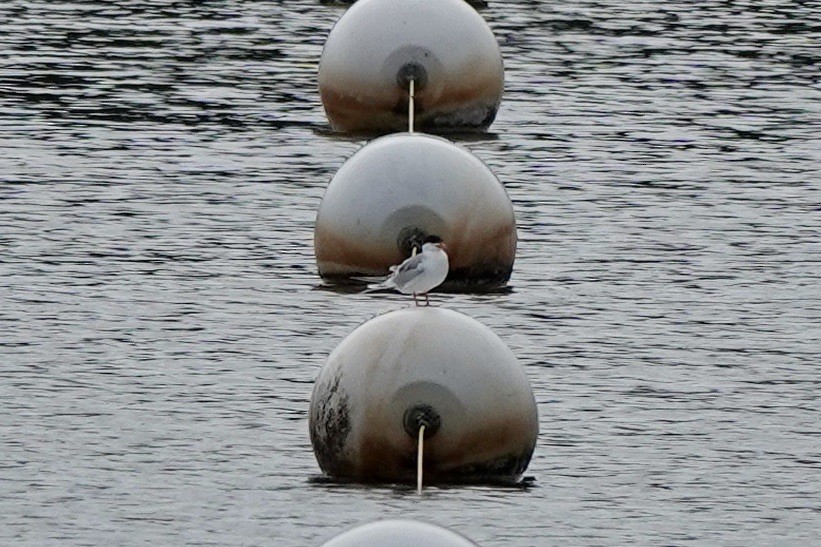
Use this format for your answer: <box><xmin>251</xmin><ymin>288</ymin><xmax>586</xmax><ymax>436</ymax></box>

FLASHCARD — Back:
<box><xmin>319</xmin><ymin>0</ymin><xmax>504</xmax><ymax>133</ymax></box>
<box><xmin>322</xmin><ymin>0</ymin><xmax>488</xmax><ymax>8</ymax></box>
<box><xmin>322</xmin><ymin>519</ymin><xmax>477</xmax><ymax>547</ymax></box>
<box><xmin>309</xmin><ymin>307</ymin><xmax>538</xmax><ymax>484</ymax></box>
<box><xmin>314</xmin><ymin>133</ymin><xmax>516</xmax><ymax>288</ymax></box>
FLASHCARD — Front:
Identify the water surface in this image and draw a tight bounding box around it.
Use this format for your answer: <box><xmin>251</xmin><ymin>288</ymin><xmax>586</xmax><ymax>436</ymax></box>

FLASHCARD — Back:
<box><xmin>1</xmin><ymin>0</ymin><xmax>819</xmax><ymax>544</ymax></box>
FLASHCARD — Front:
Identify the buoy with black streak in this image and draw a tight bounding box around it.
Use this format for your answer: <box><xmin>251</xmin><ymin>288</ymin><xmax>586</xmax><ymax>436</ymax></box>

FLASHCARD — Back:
<box><xmin>314</xmin><ymin>133</ymin><xmax>516</xmax><ymax>289</ymax></box>
<box><xmin>319</xmin><ymin>0</ymin><xmax>504</xmax><ymax>133</ymax></box>
<box><xmin>309</xmin><ymin>307</ymin><xmax>538</xmax><ymax>485</ymax></box>
<box><xmin>322</xmin><ymin>519</ymin><xmax>477</xmax><ymax>546</ymax></box>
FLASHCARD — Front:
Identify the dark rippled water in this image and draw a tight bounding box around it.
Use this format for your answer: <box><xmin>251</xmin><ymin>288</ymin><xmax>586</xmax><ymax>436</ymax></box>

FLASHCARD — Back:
<box><xmin>2</xmin><ymin>0</ymin><xmax>819</xmax><ymax>544</ymax></box>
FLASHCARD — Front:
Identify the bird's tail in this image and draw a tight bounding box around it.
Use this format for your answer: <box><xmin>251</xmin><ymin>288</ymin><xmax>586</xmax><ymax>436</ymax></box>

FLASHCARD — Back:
<box><xmin>362</xmin><ymin>280</ymin><xmax>393</xmax><ymax>294</ymax></box>
<box><xmin>350</xmin><ymin>275</ymin><xmax>393</xmax><ymax>294</ymax></box>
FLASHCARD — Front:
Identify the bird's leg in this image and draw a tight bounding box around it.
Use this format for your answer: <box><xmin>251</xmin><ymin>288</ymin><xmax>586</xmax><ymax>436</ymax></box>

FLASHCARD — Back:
<box><xmin>424</xmin><ymin>293</ymin><xmax>430</xmax><ymax>306</ymax></box>
<box><xmin>413</xmin><ymin>293</ymin><xmax>419</xmax><ymax>306</ymax></box>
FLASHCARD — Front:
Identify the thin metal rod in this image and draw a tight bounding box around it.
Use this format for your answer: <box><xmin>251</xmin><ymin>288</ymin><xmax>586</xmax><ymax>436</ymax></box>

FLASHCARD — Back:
<box><xmin>408</xmin><ymin>78</ymin><xmax>415</xmax><ymax>133</ymax></box>
<box><xmin>417</xmin><ymin>424</ymin><xmax>425</xmax><ymax>494</ymax></box>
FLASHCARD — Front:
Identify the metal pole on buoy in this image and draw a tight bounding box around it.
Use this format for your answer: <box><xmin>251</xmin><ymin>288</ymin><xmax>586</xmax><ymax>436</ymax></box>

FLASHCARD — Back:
<box><xmin>408</xmin><ymin>78</ymin><xmax>415</xmax><ymax>134</ymax></box>
<box><xmin>417</xmin><ymin>423</ymin><xmax>425</xmax><ymax>494</ymax></box>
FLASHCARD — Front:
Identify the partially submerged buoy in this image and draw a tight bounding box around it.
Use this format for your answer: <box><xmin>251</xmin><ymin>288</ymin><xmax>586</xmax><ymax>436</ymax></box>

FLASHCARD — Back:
<box><xmin>309</xmin><ymin>307</ymin><xmax>538</xmax><ymax>485</ymax></box>
<box><xmin>319</xmin><ymin>0</ymin><xmax>504</xmax><ymax>133</ymax></box>
<box><xmin>314</xmin><ymin>133</ymin><xmax>517</xmax><ymax>289</ymax></box>
<box><xmin>321</xmin><ymin>0</ymin><xmax>488</xmax><ymax>9</ymax></box>
<box><xmin>322</xmin><ymin>519</ymin><xmax>476</xmax><ymax>546</ymax></box>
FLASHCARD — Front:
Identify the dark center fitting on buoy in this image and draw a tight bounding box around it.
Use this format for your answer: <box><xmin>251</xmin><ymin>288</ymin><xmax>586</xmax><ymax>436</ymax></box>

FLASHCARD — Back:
<box><xmin>396</xmin><ymin>62</ymin><xmax>428</xmax><ymax>91</ymax></box>
<box><xmin>396</xmin><ymin>227</ymin><xmax>428</xmax><ymax>258</ymax></box>
<box><xmin>397</xmin><ymin>228</ymin><xmax>444</xmax><ymax>258</ymax></box>
<box><xmin>403</xmin><ymin>404</ymin><xmax>441</xmax><ymax>439</ymax></box>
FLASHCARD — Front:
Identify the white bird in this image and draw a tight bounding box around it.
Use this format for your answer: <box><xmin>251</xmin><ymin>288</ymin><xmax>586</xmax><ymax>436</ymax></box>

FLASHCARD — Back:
<box><xmin>366</xmin><ymin>241</ymin><xmax>449</xmax><ymax>306</ymax></box>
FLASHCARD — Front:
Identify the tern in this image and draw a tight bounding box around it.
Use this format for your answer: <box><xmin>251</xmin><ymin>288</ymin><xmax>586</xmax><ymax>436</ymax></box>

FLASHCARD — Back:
<box><xmin>366</xmin><ymin>240</ymin><xmax>449</xmax><ymax>306</ymax></box>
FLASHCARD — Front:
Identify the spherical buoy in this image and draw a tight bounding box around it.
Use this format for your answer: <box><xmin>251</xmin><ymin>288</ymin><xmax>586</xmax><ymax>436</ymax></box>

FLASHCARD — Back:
<box><xmin>322</xmin><ymin>519</ymin><xmax>476</xmax><ymax>547</ymax></box>
<box><xmin>314</xmin><ymin>133</ymin><xmax>516</xmax><ymax>289</ymax></box>
<box><xmin>319</xmin><ymin>0</ymin><xmax>504</xmax><ymax>133</ymax></box>
<box><xmin>309</xmin><ymin>307</ymin><xmax>538</xmax><ymax>485</ymax></box>
<box><xmin>322</xmin><ymin>0</ymin><xmax>488</xmax><ymax>9</ymax></box>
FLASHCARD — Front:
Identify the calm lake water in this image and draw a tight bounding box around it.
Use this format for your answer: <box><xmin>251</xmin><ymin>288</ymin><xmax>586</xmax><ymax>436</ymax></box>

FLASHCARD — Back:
<box><xmin>1</xmin><ymin>0</ymin><xmax>819</xmax><ymax>544</ymax></box>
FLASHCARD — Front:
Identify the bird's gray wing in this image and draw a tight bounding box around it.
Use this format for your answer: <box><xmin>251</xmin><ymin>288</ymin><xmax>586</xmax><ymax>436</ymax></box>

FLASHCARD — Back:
<box><xmin>389</xmin><ymin>254</ymin><xmax>426</xmax><ymax>287</ymax></box>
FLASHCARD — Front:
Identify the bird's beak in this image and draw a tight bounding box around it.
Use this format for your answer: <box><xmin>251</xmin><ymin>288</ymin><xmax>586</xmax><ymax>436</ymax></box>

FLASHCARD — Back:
<box><xmin>438</xmin><ymin>242</ymin><xmax>448</xmax><ymax>252</ymax></box>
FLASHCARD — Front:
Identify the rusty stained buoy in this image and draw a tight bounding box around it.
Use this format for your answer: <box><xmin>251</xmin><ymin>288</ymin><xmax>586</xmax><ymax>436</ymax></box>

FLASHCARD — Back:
<box><xmin>314</xmin><ymin>133</ymin><xmax>516</xmax><ymax>289</ymax></box>
<box><xmin>318</xmin><ymin>0</ymin><xmax>504</xmax><ymax>133</ymax></box>
<box><xmin>309</xmin><ymin>307</ymin><xmax>538</xmax><ymax>485</ymax></box>
<box><xmin>322</xmin><ymin>519</ymin><xmax>477</xmax><ymax>547</ymax></box>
